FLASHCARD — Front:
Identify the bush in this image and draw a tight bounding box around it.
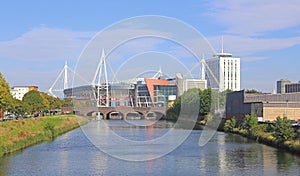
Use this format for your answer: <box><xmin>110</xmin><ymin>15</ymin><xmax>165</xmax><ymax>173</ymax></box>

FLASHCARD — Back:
<box><xmin>274</xmin><ymin>116</ymin><xmax>295</xmax><ymax>143</ymax></box>
<box><xmin>43</xmin><ymin>122</ymin><xmax>55</xmax><ymax>139</ymax></box>
<box><xmin>243</xmin><ymin>113</ymin><xmax>258</xmax><ymax>136</ymax></box>
<box><xmin>224</xmin><ymin>118</ymin><xmax>236</xmax><ymax>132</ymax></box>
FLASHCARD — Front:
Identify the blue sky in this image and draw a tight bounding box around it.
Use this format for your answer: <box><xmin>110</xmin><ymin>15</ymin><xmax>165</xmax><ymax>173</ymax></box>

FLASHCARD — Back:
<box><xmin>1</xmin><ymin>0</ymin><xmax>300</xmax><ymax>93</ymax></box>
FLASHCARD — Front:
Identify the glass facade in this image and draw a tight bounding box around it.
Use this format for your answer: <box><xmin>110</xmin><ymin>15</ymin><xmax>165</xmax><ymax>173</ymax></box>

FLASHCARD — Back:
<box><xmin>153</xmin><ymin>85</ymin><xmax>177</xmax><ymax>107</ymax></box>
<box><xmin>135</xmin><ymin>84</ymin><xmax>152</xmax><ymax>107</ymax></box>
<box><xmin>286</xmin><ymin>83</ymin><xmax>300</xmax><ymax>93</ymax></box>
<box><xmin>109</xmin><ymin>84</ymin><xmax>135</xmax><ymax>107</ymax></box>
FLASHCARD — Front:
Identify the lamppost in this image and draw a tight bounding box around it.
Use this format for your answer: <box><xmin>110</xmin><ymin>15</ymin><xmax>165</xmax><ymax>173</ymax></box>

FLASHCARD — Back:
<box><xmin>286</xmin><ymin>100</ymin><xmax>289</xmax><ymax>118</ymax></box>
<box><xmin>265</xmin><ymin>101</ymin><xmax>269</xmax><ymax>121</ymax></box>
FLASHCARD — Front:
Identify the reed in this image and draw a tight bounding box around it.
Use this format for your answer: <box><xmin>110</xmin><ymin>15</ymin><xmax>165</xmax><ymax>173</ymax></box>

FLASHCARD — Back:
<box><xmin>0</xmin><ymin>115</ymin><xmax>88</xmax><ymax>157</ymax></box>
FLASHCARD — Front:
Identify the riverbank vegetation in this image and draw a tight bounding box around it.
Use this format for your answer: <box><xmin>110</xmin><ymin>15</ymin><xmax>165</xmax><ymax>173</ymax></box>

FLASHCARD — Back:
<box><xmin>223</xmin><ymin>114</ymin><xmax>300</xmax><ymax>155</ymax></box>
<box><xmin>166</xmin><ymin>88</ymin><xmax>230</xmax><ymax>129</ymax></box>
<box><xmin>166</xmin><ymin>88</ymin><xmax>229</xmax><ymax>121</ymax></box>
<box><xmin>0</xmin><ymin>114</ymin><xmax>88</xmax><ymax>157</ymax></box>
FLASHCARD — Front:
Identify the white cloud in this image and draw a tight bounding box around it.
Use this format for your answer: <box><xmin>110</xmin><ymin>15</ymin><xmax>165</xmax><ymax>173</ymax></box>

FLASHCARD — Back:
<box><xmin>0</xmin><ymin>27</ymin><xmax>95</xmax><ymax>61</ymax></box>
<box><xmin>207</xmin><ymin>0</ymin><xmax>300</xmax><ymax>36</ymax></box>
<box><xmin>208</xmin><ymin>35</ymin><xmax>300</xmax><ymax>59</ymax></box>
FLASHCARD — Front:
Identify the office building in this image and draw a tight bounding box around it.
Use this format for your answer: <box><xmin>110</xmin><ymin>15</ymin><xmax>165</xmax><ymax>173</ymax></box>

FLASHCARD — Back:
<box><xmin>205</xmin><ymin>52</ymin><xmax>240</xmax><ymax>92</ymax></box>
<box><xmin>277</xmin><ymin>79</ymin><xmax>291</xmax><ymax>94</ymax></box>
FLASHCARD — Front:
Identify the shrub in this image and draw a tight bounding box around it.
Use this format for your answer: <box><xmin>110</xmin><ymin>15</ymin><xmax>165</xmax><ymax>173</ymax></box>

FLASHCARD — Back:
<box><xmin>274</xmin><ymin>116</ymin><xmax>295</xmax><ymax>143</ymax></box>
<box><xmin>244</xmin><ymin>113</ymin><xmax>258</xmax><ymax>136</ymax></box>
<box><xmin>224</xmin><ymin>118</ymin><xmax>236</xmax><ymax>132</ymax></box>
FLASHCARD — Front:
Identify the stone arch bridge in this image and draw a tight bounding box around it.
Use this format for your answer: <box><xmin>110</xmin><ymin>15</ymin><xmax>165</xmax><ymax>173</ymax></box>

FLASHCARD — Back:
<box><xmin>62</xmin><ymin>106</ymin><xmax>167</xmax><ymax>120</ymax></box>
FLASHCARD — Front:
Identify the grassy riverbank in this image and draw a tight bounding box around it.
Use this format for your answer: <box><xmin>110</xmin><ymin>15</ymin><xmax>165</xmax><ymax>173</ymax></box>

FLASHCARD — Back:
<box><xmin>0</xmin><ymin>115</ymin><xmax>88</xmax><ymax>157</ymax></box>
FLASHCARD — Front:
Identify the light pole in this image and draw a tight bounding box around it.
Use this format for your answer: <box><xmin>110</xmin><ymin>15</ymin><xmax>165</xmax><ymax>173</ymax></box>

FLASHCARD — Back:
<box><xmin>286</xmin><ymin>100</ymin><xmax>289</xmax><ymax>118</ymax></box>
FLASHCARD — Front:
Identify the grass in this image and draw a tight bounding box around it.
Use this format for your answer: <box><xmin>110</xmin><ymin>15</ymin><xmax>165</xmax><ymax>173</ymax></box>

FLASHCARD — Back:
<box><xmin>0</xmin><ymin>114</ymin><xmax>88</xmax><ymax>157</ymax></box>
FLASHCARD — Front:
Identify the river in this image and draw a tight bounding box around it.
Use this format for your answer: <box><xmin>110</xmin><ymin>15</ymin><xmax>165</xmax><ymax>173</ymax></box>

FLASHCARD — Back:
<box><xmin>0</xmin><ymin>120</ymin><xmax>299</xmax><ymax>176</ymax></box>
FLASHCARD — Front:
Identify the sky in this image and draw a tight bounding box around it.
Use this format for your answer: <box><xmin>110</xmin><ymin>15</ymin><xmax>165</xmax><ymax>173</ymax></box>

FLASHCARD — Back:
<box><xmin>1</xmin><ymin>0</ymin><xmax>300</xmax><ymax>94</ymax></box>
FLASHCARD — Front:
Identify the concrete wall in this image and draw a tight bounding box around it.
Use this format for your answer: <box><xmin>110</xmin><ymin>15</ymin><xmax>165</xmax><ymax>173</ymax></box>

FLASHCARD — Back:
<box><xmin>263</xmin><ymin>107</ymin><xmax>300</xmax><ymax>122</ymax></box>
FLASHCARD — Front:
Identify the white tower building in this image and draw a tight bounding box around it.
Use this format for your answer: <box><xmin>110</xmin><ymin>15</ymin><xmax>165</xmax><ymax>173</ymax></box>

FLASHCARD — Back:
<box><xmin>205</xmin><ymin>52</ymin><xmax>240</xmax><ymax>92</ymax></box>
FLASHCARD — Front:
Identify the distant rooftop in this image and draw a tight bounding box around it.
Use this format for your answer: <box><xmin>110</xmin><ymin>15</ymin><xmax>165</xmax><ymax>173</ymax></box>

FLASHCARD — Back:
<box><xmin>278</xmin><ymin>78</ymin><xmax>291</xmax><ymax>82</ymax></box>
<box><xmin>213</xmin><ymin>52</ymin><xmax>232</xmax><ymax>58</ymax></box>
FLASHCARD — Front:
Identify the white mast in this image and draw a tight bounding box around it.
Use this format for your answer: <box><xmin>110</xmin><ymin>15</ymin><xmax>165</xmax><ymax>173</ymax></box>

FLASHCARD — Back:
<box><xmin>48</xmin><ymin>61</ymin><xmax>70</xmax><ymax>97</ymax></box>
<box><xmin>48</xmin><ymin>62</ymin><xmax>88</xmax><ymax>98</ymax></box>
<box><xmin>64</xmin><ymin>61</ymin><xmax>68</xmax><ymax>90</ymax></box>
<box><xmin>152</xmin><ymin>67</ymin><xmax>163</xmax><ymax>79</ymax></box>
<box><xmin>201</xmin><ymin>55</ymin><xmax>206</xmax><ymax>80</ymax></box>
<box><xmin>92</xmin><ymin>49</ymin><xmax>109</xmax><ymax>107</ymax></box>
<box><xmin>221</xmin><ymin>35</ymin><xmax>224</xmax><ymax>53</ymax></box>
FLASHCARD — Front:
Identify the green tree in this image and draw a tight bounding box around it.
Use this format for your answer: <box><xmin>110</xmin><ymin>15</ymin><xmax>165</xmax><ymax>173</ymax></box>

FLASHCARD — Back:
<box><xmin>22</xmin><ymin>90</ymin><xmax>46</xmax><ymax>113</ymax></box>
<box><xmin>0</xmin><ymin>72</ymin><xmax>14</xmax><ymax>114</ymax></box>
<box><xmin>224</xmin><ymin>118</ymin><xmax>236</xmax><ymax>132</ymax></box>
<box><xmin>166</xmin><ymin>88</ymin><xmax>213</xmax><ymax>121</ymax></box>
<box><xmin>62</xmin><ymin>98</ymin><xmax>73</xmax><ymax>107</ymax></box>
<box><xmin>166</xmin><ymin>96</ymin><xmax>181</xmax><ymax>121</ymax></box>
<box><xmin>244</xmin><ymin>113</ymin><xmax>259</xmax><ymax>136</ymax></box>
<box><xmin>274</xmin><ymin>116</ymin><xmax>295</xmax><ymax>143</ymax></box>
<box><xmin>199</xmin><ymin>88</ymin><xmax>211</xmax><ymax>115</ymax></box>
<box><xmin>40</xmin><ymin>93</ymin><xmax>50</xmax><ymax>112</ymax></box>
<box><xmin>10</xmin><ymin>99</ymin><xmax>29</xmax><ymax>115</ymax></box>
<box><xmin>40</xmin><ymin>93</ymin><xmax>63</xmax><ymax>114</ymax></box>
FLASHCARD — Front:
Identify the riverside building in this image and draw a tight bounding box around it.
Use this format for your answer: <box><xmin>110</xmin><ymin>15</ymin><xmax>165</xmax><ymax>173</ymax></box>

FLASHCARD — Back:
<box><xmin>205</xmin><ymin>52</ymin><xmax>240</xmax><ymax>92</ymax></box>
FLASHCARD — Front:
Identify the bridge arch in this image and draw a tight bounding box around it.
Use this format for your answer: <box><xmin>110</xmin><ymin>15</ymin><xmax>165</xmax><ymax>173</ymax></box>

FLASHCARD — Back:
<box><xmin>126</xmin><ymin>111</ymin><xmax>144</xmax><ymax>120</ymax></box>
<box><xmin>145</xmin><ymin>111</ymin><xmax>165</xmax><ymax>120</ymax></box>
<box><xmin>107</xmin><ymin>111</ymin><xmax>124</xmax><ymax>120</ymax></box>
<box><xmin>86</xmin><ymin>111</ymin><xmax>105</xmax><ymax>119</ymax></box>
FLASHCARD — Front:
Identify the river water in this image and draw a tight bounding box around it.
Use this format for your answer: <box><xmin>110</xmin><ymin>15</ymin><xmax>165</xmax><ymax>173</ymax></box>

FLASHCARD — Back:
<box><xmin>0</xmin><ymin>121</ymin><xmax>299</xmax><ymax>176</ymax></box>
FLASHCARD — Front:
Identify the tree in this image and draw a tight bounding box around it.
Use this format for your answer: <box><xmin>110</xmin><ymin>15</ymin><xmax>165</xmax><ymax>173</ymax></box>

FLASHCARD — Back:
<box><xmin>274</xmin><ymin>116</ymin><xmax>295</xmax><ymax>143</ymax></box>
<box><xmin>62</xmin><ymin>98</ymin><xmax>73</xmax><ymax>107</ymax></box>
<box><xmin>199</xmin><ymin>88</ymin><xmax>211</xmax><ymax>115</ymax></box>
<box><xmin>10</xmin><ymin>99</ymin><xmax>29</xmax><ymax>115</ymax></box>
<box><xmin>244</xmin><ymin>113</ymin><xmax>259</xmax><ymax>136</ymax></box>
<box><xmin>0</xmin><ymin>72</ymin><xmax>14</xmax><ymax>114</ymax></box>
<box><xmin>22</xmin><ymin>90</ymin><xmax>46</xmax><ymax>113</ymax></box>
<box><xmin>40</xmin><ymin>93</ymin><xmax>63</xmax><ymax>114</ymax></box>
<box><xmin>166</xmin><ymin>88</ymin><xmax>213</xmax><ymax>121</ymax></box>
<box><xmin>51</xmin><ymin>97</ymin><xmax>62</xmax><ymax>109</ymax></box>
<box><xmin>40</xmin><ymin>93</ymin><xmax>50</xmax><ymax>112</ymax></box>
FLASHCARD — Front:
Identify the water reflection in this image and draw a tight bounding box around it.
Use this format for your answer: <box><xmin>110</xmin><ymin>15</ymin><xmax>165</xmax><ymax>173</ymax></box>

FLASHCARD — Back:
<box><xmin>0</xmin><ymin>121</ymin><xmax>299</xmax><ymax>176</ymax></box>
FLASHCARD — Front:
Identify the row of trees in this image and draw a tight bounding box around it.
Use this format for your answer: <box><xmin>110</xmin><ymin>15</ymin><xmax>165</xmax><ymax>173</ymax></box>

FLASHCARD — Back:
<box><xmin>0</xmin><ymin>72</ymin><xmax>72</xmax><ymax>116</ymax></box>
<box><xmin>224</xmin><ymin>114</ymin><xmax>298</xmax><ymax>143</ymax></box>
<box><xmin>166</xmin><ymin>88</ymin><xmax>212</xmax><ymax>121</ymax></box>
<box><xmin>166</xmin><ymin>88</ymin><xmax>230</xmax><ymax>121</ymax></box>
